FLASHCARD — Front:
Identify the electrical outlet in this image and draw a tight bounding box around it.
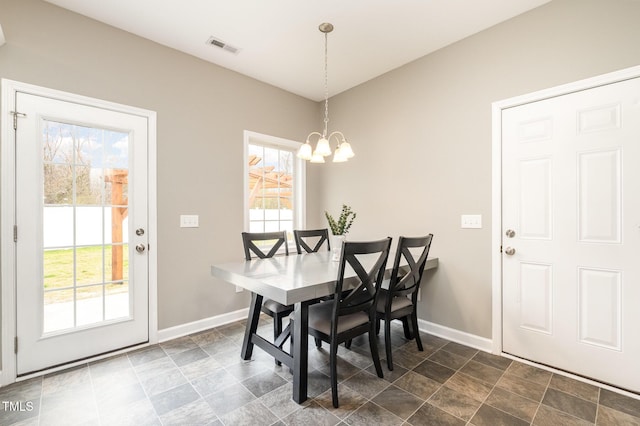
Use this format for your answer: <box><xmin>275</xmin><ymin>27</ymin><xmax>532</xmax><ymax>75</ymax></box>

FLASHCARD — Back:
<box><xmin>461</xmin><ymin>214</ymin><xmax>482</xmax><ymax>229</ymax></box>
<box><xmin>180</xmin><ymin>215</ymin><xmax>199</xmax><ymax>228</ymax></box>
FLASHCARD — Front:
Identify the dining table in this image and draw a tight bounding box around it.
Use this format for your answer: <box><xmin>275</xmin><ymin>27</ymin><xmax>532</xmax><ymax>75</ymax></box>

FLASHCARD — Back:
<box><xmin>210</xmin><ymin>250</ymin><xmax>438</xmax><ymax>403</ymax></box>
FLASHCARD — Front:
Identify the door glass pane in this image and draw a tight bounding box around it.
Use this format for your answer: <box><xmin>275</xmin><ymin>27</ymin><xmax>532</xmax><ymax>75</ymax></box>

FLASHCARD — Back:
<box><xmin>43</xmin><ymin>206</ymin><xmax>73</xmax><ymax>247</ymax></box>
<box><xmin>43</xmin><ymin>248</ymin><xmax>73</xmax><ymax>290</ymax></box>
<box><xmin>76</xmin><ymin>207</ymin><xmax>103</xmax><ymax>246</ymax></box>
<box><xmin>75</xmin><ymin>246</ymin><xmax>104</xmax><ymax>285</ymax></box>
<box><xmin>105</xmin><ymin>244</ymin><xmax>129</xmax><ymax>282</ymax></box>
<box><xmin>44</xmin><ymin>289</ymin><xmax>74</xmax><ymax>333</ymax></box>
<box><xmin>76</xmin><ymin>285</ymin><xmax>104</xmax><ymax>327</ymax></box>
<box><xmin>42</xmin><ymin>120</ymin><xmax>131</xmax><ymax>334</ymax></box>
<box><xmin>43</xmin><ymin>164</ymin><xmax>73</xmax><ymax>205</ymax></box>
<box><xmin>106</xmin><ymin>281</ymin><xmax>129</xmax><ymax>320</ymax></box>
<box><xmin>42</xmin><ymin>121</ymin><xmax>73</xmax><ymax>164</ymax></box>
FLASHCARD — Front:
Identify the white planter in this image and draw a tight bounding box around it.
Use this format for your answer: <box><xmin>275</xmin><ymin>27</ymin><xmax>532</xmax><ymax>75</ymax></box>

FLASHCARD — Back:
<box><xmin>330</xmin><ymin>235</ymin><xmax>346</xmax><ymax>261</ymax></box>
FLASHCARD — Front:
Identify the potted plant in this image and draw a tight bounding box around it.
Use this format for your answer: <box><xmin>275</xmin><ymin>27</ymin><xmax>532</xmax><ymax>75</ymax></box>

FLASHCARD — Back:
<box><xmin>325</xmin><ymin>204</ymin><xmax>356</xmax><ymax>260</ymax></box>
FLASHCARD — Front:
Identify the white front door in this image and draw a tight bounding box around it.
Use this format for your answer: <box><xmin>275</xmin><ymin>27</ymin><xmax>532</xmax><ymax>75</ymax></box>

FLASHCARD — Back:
<box><xmin>501</xmin><ymin>76</ymin><xmax>640</xmax><ymax>392</ymax></box>
<box><xmin>14</xmin><ymin>91</ymin><xmax>149</xmax><ymax>375</ymax></box>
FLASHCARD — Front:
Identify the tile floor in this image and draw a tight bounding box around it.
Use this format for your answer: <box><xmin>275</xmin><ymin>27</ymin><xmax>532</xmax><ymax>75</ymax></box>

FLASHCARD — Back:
<box><xmin>1</xmin><ymin>315</ymin><xmax>639</xmax><ymax>425</ymax></box>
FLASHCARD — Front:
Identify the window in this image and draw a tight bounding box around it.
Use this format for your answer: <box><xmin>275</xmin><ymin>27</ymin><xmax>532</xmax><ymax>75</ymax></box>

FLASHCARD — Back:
<box><xmin>244</xmin><ymin>131</ymin><xmax>305</xmax><ymax>247</ymax></box>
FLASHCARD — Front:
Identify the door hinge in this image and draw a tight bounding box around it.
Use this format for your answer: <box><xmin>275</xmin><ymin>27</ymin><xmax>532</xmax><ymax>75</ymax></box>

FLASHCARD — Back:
<box><xmin>500</xmin><ymin>245</ymin><xmax>503</xmax><ymax>253</ymax></box>
<box><xmin>14</xmin><ymin>337</ymin><xmax>18</xmax><ymax>354</ymax></box>
<box><xmin>13</xmin><ymin>225</ymin><xmax>18</xmax><ymax>242</ymax></box>
<box><xmin>10</xmin><ymin>111</ymin><xmax>27</xmax><ymax>130</ymax></box>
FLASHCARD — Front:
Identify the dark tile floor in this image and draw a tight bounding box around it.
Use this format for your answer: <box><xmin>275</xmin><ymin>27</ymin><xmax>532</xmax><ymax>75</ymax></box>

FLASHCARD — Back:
<box><xmin>1</xmin><ymin>315</ymin><xmax>639</xmax><ymax>425</ymax></box>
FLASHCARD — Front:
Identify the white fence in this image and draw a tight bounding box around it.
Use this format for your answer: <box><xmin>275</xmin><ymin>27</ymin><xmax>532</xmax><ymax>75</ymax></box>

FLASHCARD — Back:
<box><xmin>44</xmin><ymin>206</ymin><xmax>129</xmax><ymax>248</ymax></box>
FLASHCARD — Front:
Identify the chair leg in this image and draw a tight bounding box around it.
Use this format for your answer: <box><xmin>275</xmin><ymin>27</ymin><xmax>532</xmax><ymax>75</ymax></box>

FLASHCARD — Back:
<box><xmin>315</xmin><ymin>337</ymin><xmax>322</xmax><ymax>348</ymax></box>
<box><xmin>274</xmin><ymin>316</ymin><xmax>282</xmax><ymax>366</ymax></box>
<box><xmin>384</xmin><ymin>318</ymin><xmax>394</xmax><ymax>371</ymax></box>
<box><xmin>401</xmin><ymin>317</ymin><xmax>412</xmax><ymax>339</ymax></box>
<box><xmin>412</xmin><ymin>311</ymin><xmax>423</xmax><ymax>351</ymax></box>
<box><xmin>369</xmin><ymin>321</ymin><xmax>384</xmax><ymax>378</ymax></box>
<box><xmin>289</xmin><ymin>319</ymin><xmax>294</xmax><ymax>374</ymax></box>
<box><xmin>344</xmin><ymin>339</ymin><xmax>352</xmax><ymax>349</ymax></box>
<box><xmin>330</xmin><ymin>339</ymin><xmax>339</xmax><ymax>408</ymax></box>
<box><xmin>375</xmin><ymin>318</ymin><xmax>381</xmax><ymax>335</ymax></box>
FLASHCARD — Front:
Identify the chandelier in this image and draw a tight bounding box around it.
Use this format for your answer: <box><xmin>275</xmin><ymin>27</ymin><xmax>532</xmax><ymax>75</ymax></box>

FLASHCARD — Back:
<box><xmin>297</xmin><ymin>23</ymin><xmax>354</xmax><ymax>163</ymax></box>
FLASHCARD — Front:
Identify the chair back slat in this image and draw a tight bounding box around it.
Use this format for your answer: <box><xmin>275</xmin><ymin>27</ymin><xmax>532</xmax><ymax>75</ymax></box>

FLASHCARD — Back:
<box><xmin>387</xmin><ymin>235</ymin><xmax>433</xmax><ymax>302</ymax></box>
<box><xmin>293</xmin><ymin>229</ymin><xmax>330</xmax><ymax>254</ymax></box>
<box><xmin>332</xmin><ymin>238</ymin><xmax>392</xmax><ymax>321</ymax></box>
<box><xmin>242</xmin><ymin>231</ymin><xmax>288</xmax><ymax>260</ymax></box>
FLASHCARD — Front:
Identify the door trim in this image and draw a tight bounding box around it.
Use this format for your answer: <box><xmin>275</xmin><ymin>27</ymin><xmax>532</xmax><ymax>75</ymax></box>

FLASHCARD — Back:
<box><xmin>491</xmin><ymin>65</ymin><xmax>640</xmax><ymax>356</ymax></box>
<box><xmin>0</xmin><ymin>79</ymin><xmax>158</xmax><ymax>385</ymax></box>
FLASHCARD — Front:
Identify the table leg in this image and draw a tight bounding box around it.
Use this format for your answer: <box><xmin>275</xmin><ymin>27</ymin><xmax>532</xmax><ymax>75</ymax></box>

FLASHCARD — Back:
<box><xmin>292</xmin><ymin>301</ymin><xmax>309</xmax><ymax>403</ymax></box>
<box><xmin>241</xmin><ymin>292</ymin><xmax>263</xmax><ymax>360</ymax></box>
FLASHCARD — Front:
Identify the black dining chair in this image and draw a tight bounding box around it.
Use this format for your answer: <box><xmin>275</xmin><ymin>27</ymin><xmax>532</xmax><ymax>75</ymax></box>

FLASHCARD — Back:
<box><xmin>293</xmin><ymin>228</ymin><xmax>330</xmax><ymax>254</ymax></box>
<box><xmin>376</xmin><ymin>234</ymin><xmax>433</xmax><ymax>371</ymax></box>
<box><xmin>241</xmin><ymin>231</ymin><xmax>294</xmax><ymax>365</ymax></box>
<box><xmin>298</xmin><ymin>237</ymin><xmax>392</xmax><ymax>408</ymax></box>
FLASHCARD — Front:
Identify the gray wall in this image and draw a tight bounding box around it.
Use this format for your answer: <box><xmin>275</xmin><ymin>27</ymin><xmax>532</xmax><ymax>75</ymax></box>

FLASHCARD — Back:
<box><xmin>0</xmin><ymin>0</ymin><xmax>321</xmax><ymax>334</ymax></box>
<box><xmin>1</xmin><ymin>0</ymin><xmax>639</xmax><ymax>363</ymax></box>
<box><xmin>317</xmin><ymin>0</ymin><xmax>640</xmax><ymax>338</ymax></box>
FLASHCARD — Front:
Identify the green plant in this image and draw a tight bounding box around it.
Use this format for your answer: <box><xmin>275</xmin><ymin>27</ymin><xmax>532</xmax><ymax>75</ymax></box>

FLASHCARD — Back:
<box><xmin>325</xmin><ymin>204</ymin><xmax>357</xmax><ymax>235</ymax></box>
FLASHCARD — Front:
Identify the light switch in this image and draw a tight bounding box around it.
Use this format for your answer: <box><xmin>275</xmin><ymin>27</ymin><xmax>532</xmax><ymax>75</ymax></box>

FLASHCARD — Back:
<box><xmin>180</xmin><ymin>215</ymin><xmax>199</xmax><ymax>228</ymax></box>
<box><xmin>461</xmin><ymin>214</ymin><xmax>482</xmax><ymax>229</ymax></box>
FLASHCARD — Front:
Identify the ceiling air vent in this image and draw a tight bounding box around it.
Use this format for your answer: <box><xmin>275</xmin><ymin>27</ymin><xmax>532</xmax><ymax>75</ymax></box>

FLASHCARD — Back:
<box><xmin>206</xmin><ymin>36</ymin><xmax>240</xmax><ymax>55</ymax></box>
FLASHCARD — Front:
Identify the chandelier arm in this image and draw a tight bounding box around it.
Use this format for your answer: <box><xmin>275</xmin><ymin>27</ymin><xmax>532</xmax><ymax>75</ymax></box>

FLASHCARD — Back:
<box><xmin>328</xmin><ymin>131</ymin><xmax>346</xmax><ymax>142</ymax></box>
<box><xmin>306</xmin><ymin>131</ymin><xmax>324</xmax><ymax>142</ymax></box>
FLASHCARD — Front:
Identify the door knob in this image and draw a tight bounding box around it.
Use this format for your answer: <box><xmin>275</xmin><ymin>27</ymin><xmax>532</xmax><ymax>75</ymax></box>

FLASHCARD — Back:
<box><xmin>504</xmin><ymin>246</ymin><xmax>516</xmax><ymax>256</ymax></box>
<box><xmin>136</xmin><ymin>228</ymin><xmax>145</xmax><ymax>236</ymax></box>
<box><xmin>135</xmin><ymin>244</ymin><xmax>146</xmax><ymax>253</ymax></box>
<box><xmin>505</xmin><ymin>229</ymin><xmax>516</xmax><ymax>238</ymax></box>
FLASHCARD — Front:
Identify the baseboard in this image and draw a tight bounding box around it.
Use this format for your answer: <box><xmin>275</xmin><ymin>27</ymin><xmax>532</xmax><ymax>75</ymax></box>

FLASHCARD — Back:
<box><xmin>158</xmin><ymin>311</ymin><xmax>492</xmax><ymax>352</ymax></box>
<box><xmin>157</xmin><ymin>308</ymin><xmax>250</xmax><ymax>343</ymax></box>
<box><xmin>417</xmin><ymin>319</ymin><xmax>493</xmax><ymax>353</ymax></box>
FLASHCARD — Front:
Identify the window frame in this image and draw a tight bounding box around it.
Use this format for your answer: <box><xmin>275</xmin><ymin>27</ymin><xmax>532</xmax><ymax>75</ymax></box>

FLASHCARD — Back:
<box><xmin>243</xmin><ymin>131</ymin><xmax>306</xmax><ymax>249</ymax></box>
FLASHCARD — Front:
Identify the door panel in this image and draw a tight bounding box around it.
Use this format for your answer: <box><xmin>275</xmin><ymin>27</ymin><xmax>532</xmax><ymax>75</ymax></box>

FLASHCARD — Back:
<box><xmin>502</xmin><ymin>77</ymin><xmax>640</xmax><ymax>393</ymax></box>
<box><xmin>16</xmin><ymin>92</ymin><xmax>149</xmax><ymax>375</ymax></box>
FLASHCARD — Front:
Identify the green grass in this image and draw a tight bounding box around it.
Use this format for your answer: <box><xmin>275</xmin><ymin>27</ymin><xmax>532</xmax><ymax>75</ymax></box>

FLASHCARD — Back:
<box><xmin>44</xmin><ymin>245</ymin><xmax>129</xmax><ymax>303</ymax></box>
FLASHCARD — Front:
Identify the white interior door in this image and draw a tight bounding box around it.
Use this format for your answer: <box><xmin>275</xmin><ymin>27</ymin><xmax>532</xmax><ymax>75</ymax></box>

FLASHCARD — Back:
<box><xmin>502</xmin><ymin>77</ymin><xmax>640</xmax><ymax>393</ymax></box>
<box><xmin>15</xmin><ymin>91</ymin><xmax>149</xmax><ymax>375</ymax></box>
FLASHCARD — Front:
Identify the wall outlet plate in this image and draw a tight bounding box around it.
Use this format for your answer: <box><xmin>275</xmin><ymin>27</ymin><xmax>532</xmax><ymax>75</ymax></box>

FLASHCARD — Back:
<box><xmin>461</xmin><ymin>214</ymin><xmax>482</xmax><ymax>229</ymax></box>
<box><xmin>180</xmin><ymin>215</ymin><xmax>199</xmax><ymax>228</ymax></box>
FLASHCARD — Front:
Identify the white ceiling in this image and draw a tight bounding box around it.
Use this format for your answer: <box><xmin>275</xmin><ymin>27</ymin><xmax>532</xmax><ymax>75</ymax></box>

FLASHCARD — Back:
<box><xmin>43</xmin><ymin>0</ymin><xmax>551</xmax><ymax>101</ymax></box>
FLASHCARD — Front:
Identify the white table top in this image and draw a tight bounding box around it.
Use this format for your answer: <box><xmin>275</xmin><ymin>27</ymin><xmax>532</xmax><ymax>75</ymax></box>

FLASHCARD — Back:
<box><xmin>211</xmin><ymin>251</ymin><xmax>438</xmax><ymax>306</ymax></box>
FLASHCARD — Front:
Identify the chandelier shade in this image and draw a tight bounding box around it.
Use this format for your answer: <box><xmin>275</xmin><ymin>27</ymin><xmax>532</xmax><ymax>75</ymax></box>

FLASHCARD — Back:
<box><xmin>297</xmin><ymin>23</ymin><xmax>354</xmax><ymax>163</ymax></box>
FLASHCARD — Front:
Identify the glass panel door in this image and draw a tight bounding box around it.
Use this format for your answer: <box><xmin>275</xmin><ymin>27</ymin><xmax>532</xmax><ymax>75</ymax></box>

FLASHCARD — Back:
<box><xmin>15</xmin><ymin>90</ymin><xmax>150</xmax><ymax>375</ymax></box>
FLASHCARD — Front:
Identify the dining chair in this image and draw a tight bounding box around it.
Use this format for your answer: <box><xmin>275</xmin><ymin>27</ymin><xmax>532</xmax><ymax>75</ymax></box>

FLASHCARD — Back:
<box><xmin>294</xmin><ymin>228</ymin><xmax>334</xmax><ymax>324</ymax></box>
<box><xmin>376</xmin><ymin>234</ymin><xmax>433</xmax><ymax>371</ymax></box>
<box><xmin>293</xmin><ymin>228</ymin><xmax>330</xmax><ymax>254</ymax></box>
<box><xmin>298</xmin><ymin>237</ymin><xmax>392</xmax><ymax>408</ymax></box>
<box><xmin>241</xmin><ymin>231</ymin><xmax>293</xmax><ymax>365</ymax></box>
